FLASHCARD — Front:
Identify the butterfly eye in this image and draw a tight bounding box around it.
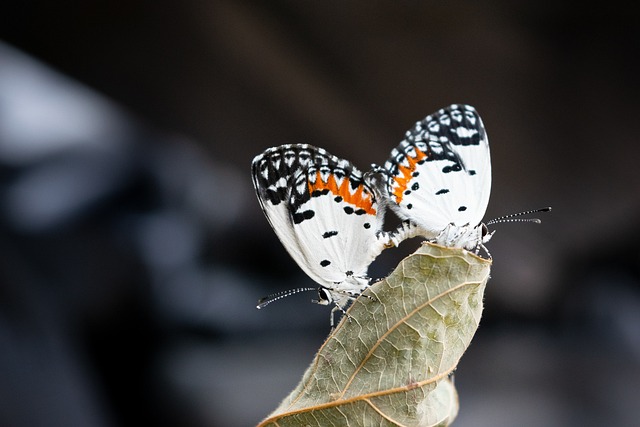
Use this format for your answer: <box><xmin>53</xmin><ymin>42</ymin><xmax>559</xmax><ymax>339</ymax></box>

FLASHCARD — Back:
<box><xmin>481</xmin><ymin>223</ymin><xmax>489</xmax><ymax>237</ymax></box>
<box><xmin>316</xmin><ymin>288</ymin><xmax>332</xmax><ymax>306</ymax></box>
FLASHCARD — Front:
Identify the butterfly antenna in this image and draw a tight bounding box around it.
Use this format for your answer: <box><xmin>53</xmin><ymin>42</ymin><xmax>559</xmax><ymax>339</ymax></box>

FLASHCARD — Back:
<box><xmin>486</xmin><ymin>207</ymin><xmax>551</xmax><ymax>226</ymax></box>
<box><xmin>256</xmin><ymin>287</ymin><xmax>317</xmax><ymax>309</ymax></box>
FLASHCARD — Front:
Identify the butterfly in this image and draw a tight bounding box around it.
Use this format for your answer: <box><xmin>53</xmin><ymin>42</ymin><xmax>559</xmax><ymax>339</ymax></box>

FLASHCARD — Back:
<box><xmin>251</xmin><ymin>144</ymin><xmax>402</xmax><ymax>324</ymax></box>
<box><xmin>375</xmin><ymin>104</ymin><xmax>549</xmax><ymax>255</ymax></box>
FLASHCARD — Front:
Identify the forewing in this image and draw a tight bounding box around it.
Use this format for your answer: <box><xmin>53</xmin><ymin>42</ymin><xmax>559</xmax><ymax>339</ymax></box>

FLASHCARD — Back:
<box><xmin>251</xmin><ymin>144</ymin><xmax>330</xmax><ymax>284</ymax></box>
<box><xmin>252</xmin><ymin>144</ymin><xmax>386</xmax><ymax>289</ymax></box>
<box><xmin>382</xmin><ymin>104</ymin><xmax>491</xmax><ymax>234</ymax></box>
<box><xmin>288</xmin><ymin>156</ymin><xmax>386</xmax><ymax>286</ymax></box>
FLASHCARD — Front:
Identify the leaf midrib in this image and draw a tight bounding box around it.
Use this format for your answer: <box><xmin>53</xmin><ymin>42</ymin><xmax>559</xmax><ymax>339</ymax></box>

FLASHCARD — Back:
<box><xmin>259</xmin><ymin>367</ymin><xmax>455</xmax><ymax>426</ymax></box>
<box><xmin>286</xmin><ymin>253</ymin><xmax>486</xmax><ymax>408</ymax></box>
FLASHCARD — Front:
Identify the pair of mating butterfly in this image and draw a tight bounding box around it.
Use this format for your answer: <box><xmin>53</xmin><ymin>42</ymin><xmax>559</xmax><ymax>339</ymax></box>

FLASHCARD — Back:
<box><xmin>252</xmin><ymin>104</ymin><xmax>549</xmax><ymax>323</ymax></box>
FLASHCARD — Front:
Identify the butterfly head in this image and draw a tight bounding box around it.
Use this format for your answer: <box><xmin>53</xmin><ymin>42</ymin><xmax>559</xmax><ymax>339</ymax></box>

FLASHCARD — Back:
<box><xmin>312</xmin><ymin>287</ymin><xmax>333</xmax><ymax>306</ymax></box>
<box><xmin>481</xmin><ymin>223</ymin><xmax>495</xmax><ymax>245</ymax></box>
<box><xmin>436</xmin><ymin>222</ymin><xmax>493</xmax><ymax>252</ymax></box>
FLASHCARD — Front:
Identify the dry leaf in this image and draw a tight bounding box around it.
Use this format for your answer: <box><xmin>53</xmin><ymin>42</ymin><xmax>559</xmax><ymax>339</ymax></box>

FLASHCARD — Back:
<box><xmin>258</xmin><ymin>242</ymin><xmax>491</xmax><ymax>427</ymax></box>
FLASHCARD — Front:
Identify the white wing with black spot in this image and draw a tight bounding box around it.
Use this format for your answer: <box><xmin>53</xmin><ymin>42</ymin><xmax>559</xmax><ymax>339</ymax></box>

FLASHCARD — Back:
<box><xmin>378</xmin><ymin>104</ymin><xmax>492</xmax><ymax>249</ymax></box>
<box><xmin>251</xmin><ymin>144</ymin><xmax>390</xmax><ymax>309</ymax></box>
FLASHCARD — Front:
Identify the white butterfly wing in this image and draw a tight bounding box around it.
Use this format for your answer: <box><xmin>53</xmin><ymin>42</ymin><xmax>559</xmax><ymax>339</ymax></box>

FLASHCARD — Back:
<box><xmin>251</xmin><ymin>145</ymin><xmax>323</xmax><ymax>284</ymax></box>
<box><xmin>288</xmin><ymin>160</ymin><xmax>386</xmax><ymax>288</ymax></box>
<box><xmin>382</xmin><ymin>104</ymin><xmax>491</xmax><ymax>235</ymax></box>
<box><xmin>252</xmin><ymin>144</ymin><xmax>386</xmax><ymax>292</ymax></box>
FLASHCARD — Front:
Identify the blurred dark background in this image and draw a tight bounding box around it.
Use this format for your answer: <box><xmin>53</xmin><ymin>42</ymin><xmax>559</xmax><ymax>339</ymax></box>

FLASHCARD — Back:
<box><xmin>1</xmin><ymin>1</ymin><xmax>639</xmax><ymax>426</ymax></box>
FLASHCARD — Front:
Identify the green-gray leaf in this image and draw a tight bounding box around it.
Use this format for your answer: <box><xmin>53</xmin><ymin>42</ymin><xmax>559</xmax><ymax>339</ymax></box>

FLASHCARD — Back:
<box><xmin>258</xmin><ymin>242</ymin><xmax>491</xmax><ymax>427</ymax></box>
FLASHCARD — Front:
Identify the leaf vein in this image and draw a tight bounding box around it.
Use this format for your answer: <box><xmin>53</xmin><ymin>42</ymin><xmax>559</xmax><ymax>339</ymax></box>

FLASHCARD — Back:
<box><xmin>337</xmin><ymin>273</ymin><xmax>484</xmax><ymax>400</ymax></box>
<box><xmin>258</xmin><ymin>367</ymin><xmax>456</xmax><ymax>426</ymax></box>
<box><xmin>364</xmin><ymin>397</ymin><xmax>408</xmax><ymax>427</ymax></box>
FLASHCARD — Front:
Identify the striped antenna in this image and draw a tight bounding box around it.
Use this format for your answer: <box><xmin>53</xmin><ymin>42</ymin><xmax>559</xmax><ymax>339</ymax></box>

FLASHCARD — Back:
<box><xmin>486</xmin><ymin>207</ymin><xmax>551</xmax><ymax>226</ymax></box>
<box><xmin>257</xmin><ymin>287</ymin><xmax>317</xmax><ymax>309</ymax></box>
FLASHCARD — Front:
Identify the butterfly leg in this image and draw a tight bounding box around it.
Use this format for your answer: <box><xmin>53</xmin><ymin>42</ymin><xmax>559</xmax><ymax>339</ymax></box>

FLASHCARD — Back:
<box><xmin>359</xmin><ymin>292</ymin><xmax>376</xmax><ymax>302</ymax></box>
<box><xmin>330</xmin><ymin>304</ymin><xmax>351</xmax><ymax>328</ymax></box>
<box><xmin>475</xmin><ymin>243</ymin><xmax>492</xmax><ymax>259</ymax></box>
<box><xmin>324</xmin><ymin>285</ymin><xmax>370</xmax><ymax>327</ymax></box>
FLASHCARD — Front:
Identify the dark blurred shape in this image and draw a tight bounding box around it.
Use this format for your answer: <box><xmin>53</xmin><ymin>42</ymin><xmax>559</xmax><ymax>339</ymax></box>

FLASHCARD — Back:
<box><xmin>0</xmin><ymin>41</ymin><xmax>280</xmax><ymax>426</ymax></box>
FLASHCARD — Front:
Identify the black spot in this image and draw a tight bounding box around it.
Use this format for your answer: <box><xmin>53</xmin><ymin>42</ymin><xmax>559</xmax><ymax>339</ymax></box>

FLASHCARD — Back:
<box><xmin>407</xmin><ymin>203</ymin><xmax>413</xmax><ymax>209</ymax></box>
<box><xmin>458</xmin><ymin>206</ymin><xmax>467</xmax><ymax>212</ymax></box>
<box><xmin>468</xmin><ymin>170</ymin><xmax>476</xmax><ymax>176</ymax></box>
<box><xmin>412</xmin><ymin>171</ymin><xmax>420</xmax><ymax>177</ymax></box>
<box><xmin>411</xmin><ymin>182</ymin><xmax>420</xmax><ymax>191</ymax></box>
<box><xmin>334</xmin><ymin>196</ymin><xmax>343</xmax><ymax>202</ymax></box>
<box><xmin>323</xmin><ymin>231</ymin><xmax>338</xmax><ymax>239</ymax></box>
<box><xmin>363</xmin><ymin>223</ymin><xmax>371</xmax><ymax>229</ymax></box>
<box><xmin>344</xmin><ymin>206</ymin><xmax>354</xmax><ymax>214</ymax></box>
<box><xmin>443</xmin><ymin>164</ymin><xmax>462</xmax><ymax>173</ymax></box>
<box><xmin>345</xmin><ymin>270</ymin><xmax>353</xmax><ymax>276</ymax></box>
<box><xmin>292</xmin><ymin>210</ymin><xmax>315</xmax><ymax>224</ymax></box>
<box><xmin>354</xmin><ymin>208</ymin><xmax>367</xmax><ymax>215</ymax></box>
<box><xmin>320</xmin><ymin>260</ymin><xmax>331</xmax><ymax>267</ymax></box>
<box><xmin>404</xmin><ymin>190</ymin><xmax>411</xmax><ymax>195</ymax></box>
<box><xmin>312</xmin><ymin>189</ymin><xmax>329</xmax><ymax>197</ymax></box>
<box><xmin>436</xmin><ymin>189</ymin><xmax>449</xmax><ymax>195</ymax></box>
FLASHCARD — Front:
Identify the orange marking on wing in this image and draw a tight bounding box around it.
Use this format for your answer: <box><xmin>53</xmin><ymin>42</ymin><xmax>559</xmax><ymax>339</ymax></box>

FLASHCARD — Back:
<box><xmin>392</xmin><ymin>148</ymin><xmax>427</xmax><ymax>203</ymax></box>
<box><xmin>308</xmin><ymin>170</ymin><xmax>376</xmax><ymax>215</ymax></box>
